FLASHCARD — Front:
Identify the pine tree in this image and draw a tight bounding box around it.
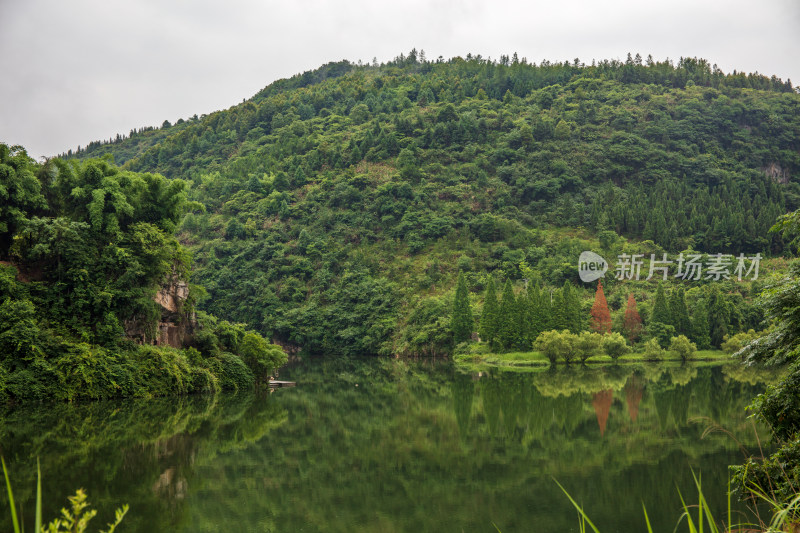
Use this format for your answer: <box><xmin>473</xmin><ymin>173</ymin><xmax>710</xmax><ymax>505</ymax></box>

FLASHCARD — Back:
<box><xmin>690</xmin><ymin>300</ymin><xmax>711</xmax><ymax>350</ymax></box>
<box><xmin>556</xmin><ymin>282</ymin><xmax>584</xmax><ymax>333</ymax></box>
<box><xmin>528</xmin><ymin>283</ymin><xmax>549</xmax><ymax>340</ymax></box>
<box><xmin>479</xmin><ymin>277</ymin><xmax>499</xmax><ymax>347</ymax></box>
<box><xmin>590</xmin><ymin>280</ymin><xmax>612</xmax><ymax>334</ymax></box>
<box><xmin>669</xmin><ymin>287</ymin><xmax>691</xmax><ymax>336</ymax></box>
<box><xmin>551</xmin><ymin>285</ymin><xmax>567</xmax><ymax>331</ymax></box>
<box><xmin>497</xmin><ymin>279</ymin><xmax>517</xmax><ymax>350</ymax></box>
<box><xmin>293</xmin><ymin>166</ymin><xmax>307</xmax><ymax>187</ymax></box>
<box><xmin>451</xmin><ymin>272</ymin><xmax>474</xmax><ymax>344</ymax></box>
<box><xmin>650</xmin><ymin>282</ymin><xmax>671</xmax><ymax>325</ymax></box>
<box><xmin>622</xmin><ymin>293</ymin><xmax>643</xmax><ymax>343</ymax></box>
<box><xmin>515</xmin><ymin>286</ymin><xmax>531</xmax><ymax>350</ymax></box>
<box><xmin>708</xmin><ymin>285</ymin><xmax>729</xmax><ymax>348</ymax></box>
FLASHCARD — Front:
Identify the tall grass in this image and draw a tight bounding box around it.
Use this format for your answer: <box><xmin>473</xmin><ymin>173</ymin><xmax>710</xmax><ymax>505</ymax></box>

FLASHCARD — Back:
<box><xmin>553</xmin><ymin>472</ymin><xmax>791</xmax><ymax>533</ymax></box>
<box><xmin>2</xmin><ymin>457</ymin><xmax>128</xmax><ymax>533</ymax></box>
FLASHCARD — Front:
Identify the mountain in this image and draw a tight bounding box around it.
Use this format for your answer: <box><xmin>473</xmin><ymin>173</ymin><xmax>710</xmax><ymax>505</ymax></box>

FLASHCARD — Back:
<box><xmin>65</xmin><ymin>51</ymin><xmax>800</xmax><ymax>356</ymax></box>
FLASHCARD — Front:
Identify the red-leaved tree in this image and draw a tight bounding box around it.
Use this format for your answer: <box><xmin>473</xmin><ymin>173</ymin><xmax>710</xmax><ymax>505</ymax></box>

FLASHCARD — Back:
<box><xmin>590</xmin><ymin>280</ymin><xmax>612</xmax><ymax>334</ymax></box>
<box><xmin>622</xmin><ymin>293</ymin><xmax>643</xmax><ymax>343</ymax></box>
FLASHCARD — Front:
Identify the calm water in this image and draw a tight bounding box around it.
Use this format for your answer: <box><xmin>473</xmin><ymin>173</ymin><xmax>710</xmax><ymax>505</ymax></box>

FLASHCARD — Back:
<box><xmin>0</xmin><ymin>358</ymin><xmax>779</xmax><ymax>532</ymax></box>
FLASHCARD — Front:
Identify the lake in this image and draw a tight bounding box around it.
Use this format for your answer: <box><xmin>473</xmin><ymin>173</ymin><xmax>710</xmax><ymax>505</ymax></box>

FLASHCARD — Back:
<box><xmin>0</xmin><ymin>358</ymin><xmax>779</xmax><ymax>532</ymax></box>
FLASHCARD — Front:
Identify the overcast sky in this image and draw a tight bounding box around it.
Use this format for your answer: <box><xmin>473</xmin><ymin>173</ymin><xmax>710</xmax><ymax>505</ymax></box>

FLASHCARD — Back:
<box><xmin>1</xmin><ymin>0</ymin><xmax>798</xmax><ymax>159</ymax></box>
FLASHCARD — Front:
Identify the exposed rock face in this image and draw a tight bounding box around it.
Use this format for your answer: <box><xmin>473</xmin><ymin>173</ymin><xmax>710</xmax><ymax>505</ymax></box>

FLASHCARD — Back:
<box><xmin>155</xmin><ymin>281</ymin><xmax>189</xmax><ymax>313</ymax></box>
<box><xmin>764</xmin><ymin>162</ymin><xmax>790</xmax><ymax>184</ymax></box>
<box><xmin>125</xmin><ymin>278</ymin><xmax>195</xmax><ymax>348</ymax></box>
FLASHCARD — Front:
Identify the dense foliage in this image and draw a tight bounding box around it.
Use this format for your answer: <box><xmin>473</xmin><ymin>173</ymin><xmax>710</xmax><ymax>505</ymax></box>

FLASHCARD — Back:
<box><xmin>732</xmin><ymin>210</ymin><xmax>800</xmax><ymax>509</ymax></box>
<box><xmin>0</xmin><ymin>144</ymin><xmax>286</xmax><ymax>402</ymax></box>
<box><xmin>63</xmin><ymin>51</ymin><xmax>799</xmax><ymax>356</ymax></box>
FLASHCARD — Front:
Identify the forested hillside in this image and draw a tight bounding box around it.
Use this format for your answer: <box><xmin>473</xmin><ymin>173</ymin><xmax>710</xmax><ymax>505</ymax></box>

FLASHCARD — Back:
<box><xmin>66</xmin><ymin>51</ymin><xmax>800</xmax><ymax>357</ymax></box>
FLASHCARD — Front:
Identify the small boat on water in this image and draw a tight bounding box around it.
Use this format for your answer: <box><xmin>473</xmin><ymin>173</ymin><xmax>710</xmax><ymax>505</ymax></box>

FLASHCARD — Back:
<box><xmin>269</xmin><ymin>380</ymin><xmax>296</xmax><ymax>388</ymax></box>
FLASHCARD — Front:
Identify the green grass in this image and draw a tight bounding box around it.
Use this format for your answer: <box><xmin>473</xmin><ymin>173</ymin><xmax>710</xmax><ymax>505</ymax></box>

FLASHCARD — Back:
<box><xmin>453</xmin><ymin>350</ymin><xmax>550</xmax><ymax>368</ymax></box>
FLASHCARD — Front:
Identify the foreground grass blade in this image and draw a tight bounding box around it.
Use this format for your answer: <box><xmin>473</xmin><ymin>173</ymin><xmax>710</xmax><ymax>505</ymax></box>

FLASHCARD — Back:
<box><xmin>676</xmin><ymin>486</ymin><xmax>699</xmax><ymax>533</ymax></box>
<box><xmin>2</xmin><ymin>457</ymin><xmax>21</xmax><ymax>533</ymax></box>
<box><xmin>36</xmin><ymin>458</ymin><xmax>42</xmax><ymax>533</ymax></box>
<box><xmin>642</xmin><ymin>502</ymin><xmax>653</xmax><ymax>533</ymax></box>
<box><xmin>553</xmin><ymin>479</ymin><xmax>601</xmax><ymax>533</ymax></box>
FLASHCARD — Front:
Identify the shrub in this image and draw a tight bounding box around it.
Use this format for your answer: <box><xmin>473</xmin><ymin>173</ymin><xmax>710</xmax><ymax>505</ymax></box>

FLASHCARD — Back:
<box><xmin>217</xmin><ymin>352</ymin><xmax>255</xmax><ymax>391</ymax></box>
<box><xmin>131</xmin><ymin>345</ymin><xmax>194</xmax><ymax>397</ymax></box>
<box><xmin>534</xmin><ymin>330</ymin><xmax>575</xmax><ymax>364</ymax></box>
<box><xmin>669</xmin><ymin>335</ymin><xmax>697</xmax><ymax>362</ymax></box>
<box><xmin>641</xmin><ymin>338</ymin><xmax>666</xmax><ymax>360</ymax></box>
<box><xmin>721</xmin><ymin>329</ymin><xmax>759</xmax><ymax>354</ymax></box>
<box><xmin>648</xmin><ymin>322</ymin><xmax>676</xmax><ymax>349</ymax></box>
<box><xmin>574</xmin><ymin>331</ymin><xmax>603</xmax><ymax>363</ymax></box>
<box><xmin>238</xmin><ymin>332</ymin><xmax>288</xmax><ymax>382</ymax></box>
<box><xmin>52</xmin><ymin>343</ymin><xmax>123</xmax><ymax>401</ymax></box>
<box><xmin>602</xmin><ymin>332</ymin><xmax>630</xmax><ymax>360</ymax></box>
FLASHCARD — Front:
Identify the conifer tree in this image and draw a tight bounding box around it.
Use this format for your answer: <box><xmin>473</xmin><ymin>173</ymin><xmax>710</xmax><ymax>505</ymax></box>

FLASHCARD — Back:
<box><xmin>707</xmin><ymin>285</ymin><xmax>729</xmax><ymax>348</ymax></box>
<box><xmin>650</xmin><ymin>282</ymin><xmax>671</xmax><ymax>326</ymax></box>
<box><xmin>479</xmin><ymin>276</ymin><xmax>499</xmax><ymax>347</ymax></box>
<box><xmin>669</xmin><ymin>287</ymin><xmax>691</xmax><ymax>336</ymax></box>
<box><xmin>690</xmin><ymin>300</ymin><xmax>711</xmax><ymax>350</ymax></box>
<box><xmin>293</xmin><ymin>166</ymin><xmax>307</xmax><ymax>187</ymax></box>
<box><xmin>590</xmin><ymin>280</ymin><xmax>612</xmax><ymax>334</ymax></box>
<box><xmin>451</xmin><ymin>272</ymin><xmax>474</xmax><ymax>344</ymax></box>
<box><xmin>622</xmin><ymin>293</ymin><xmax>643</xmax><ymax>342</ymax></box>
<box><xmin>515</xmin><ymin>286</ymin><xmax>531</xmax><ymax>350</ymax></box>
<box><xmin>497</xmin><ymin>279</ymin><xmax>517</xmax><ymax>350</ymax></box>
<box><xmin>528</xmin><ymin>283</ymin><xmax>549</xmax><ymax>340</ymax></box>
<box><xmin>555</xmin><ymin>282</ymin><xmax>584</xmax><ymax>333</ymax></box>
<box><xmin>551</xmin><ymin>285</ymin><xmax>567</xmax><ymax>331</ymax></box>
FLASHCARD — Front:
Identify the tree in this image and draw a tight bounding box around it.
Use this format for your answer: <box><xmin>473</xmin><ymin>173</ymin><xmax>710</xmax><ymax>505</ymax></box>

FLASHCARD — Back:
<box><xmin>650</xmin><ymin>282</ymin><xmax>671</xmax><ymax>326</ymax></box>
<box><xmin>669</xmin><ymin>287</ymin><xmax>691</xmax><ymax>336</ymax></box>
<box><xmin>690</xmin><ymin>300</ymin><xmax>711</xmax><ymax>350</ymax></box>
<box><xmin>479</xmin><ymin>276</ymin><xmax>499</xmax><ymax>347</ymax></box>
<box><xmin>554</xmin><ymin>282</ymin><xmax>583</xmax><ymax>333</ymax></box>
<box><xmin>732</xmin><ymin>210</ymin><xmax>800</xmax><ymax>506</ymax></box>
<box><xmin>649</xmin><ymin>322</ymin><xmax>676</xmax><ymax>349</ymax></box>
<box><xmin>554</xmin><ymin>119</ymin><xmax>570</xmax><ymax>139</ymax></box>
<box><xmin>590</xmin><ymin>280</ymin><xmax>612</xmax><ymax>334</ymax></box>
<box><xmin>451</xmin><ymin>272</ymin><xmax>474</xmax><ymax>344</ymax></box>
<box><xmin>707</xmin><ymin>285</ymin><xmax>729</xmax><ymax>348</ymax></box>
<box><xmin>0</xmin><ymin>144</ymin><xmax>47</xmax><ymax>256</ymax></box>
<box><xmin>622</xmin><ymin>293</ymin><xmax>643</xmax><ymax>343</ymax></box>
<box><xmin>238</xmin><ymin>332</ymin><xmax>289</xmax><ymax>381</ymax></box>
<box><xmin>497</xmin><ymin>279</ymin><xmax>517</xmax><ymax>350</ymax></box>
<box><xmin>528</xmin><ymin>283</ymin><xmax>550</xmax><ymax>339</ymax></box>
<box><xmin>514</xmin><ymin>286</ymin><xmax>531</xmax><ymax>350</ymax></box>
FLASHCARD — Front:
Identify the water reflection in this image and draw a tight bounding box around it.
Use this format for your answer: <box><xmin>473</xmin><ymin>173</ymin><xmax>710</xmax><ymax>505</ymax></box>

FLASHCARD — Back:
<box><xmin>0</xmin><ymin>360</ymin><xmax>781</xmax><ymax>532</ymax></box>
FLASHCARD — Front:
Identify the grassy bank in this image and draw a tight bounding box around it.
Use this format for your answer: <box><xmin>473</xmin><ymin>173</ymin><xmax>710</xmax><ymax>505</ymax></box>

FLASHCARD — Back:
<box><xmin>454</xmin><ymin>349</ymin><xmax>731</xmax><ymax>369</ymax></box>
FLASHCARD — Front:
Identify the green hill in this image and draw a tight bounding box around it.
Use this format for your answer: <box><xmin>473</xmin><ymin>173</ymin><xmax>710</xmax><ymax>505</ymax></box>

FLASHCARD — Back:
<box><xmin>65</xmin><ymin>51</ymin><xmax>800</xmax><ymax>356</ymax></box>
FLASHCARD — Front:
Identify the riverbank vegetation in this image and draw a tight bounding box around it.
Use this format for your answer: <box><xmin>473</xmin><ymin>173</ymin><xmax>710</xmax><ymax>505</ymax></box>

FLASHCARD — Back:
<box><xmin>0</xmin><ymin>144</ymin><xmax>286</xmax><ymax>403</ymax></box>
